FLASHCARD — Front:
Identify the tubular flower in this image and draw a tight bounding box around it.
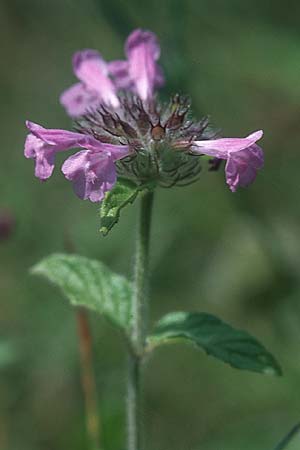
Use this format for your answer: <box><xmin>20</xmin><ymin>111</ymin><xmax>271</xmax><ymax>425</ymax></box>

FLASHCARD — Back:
<box><xmin>60</xmin><ymin>50</ymin><xmax>120</xmax><ymax>116</ymax></box>
<box><xmin>60</xmin><ymin>29</ymin><xmax>164</xmax><ymax>117</ymax></box>
<box><xmin>190</xmin><ymin>131</ymin><xmax>264</xmax><ymax>191</ymax></box>
<box><xmin>24</xmin><ymin>121</ymin><xmax>130</xmax><ymax>201</ymax></box>
<box><xmin>25</xmin><ymin>28</ymin><xmax>264</xmax><ymax>201</ymax></box>
<box><xmin>111</xmin><ymin>29</ymin><xmax>164</xmax><ymax>101</ymax></box>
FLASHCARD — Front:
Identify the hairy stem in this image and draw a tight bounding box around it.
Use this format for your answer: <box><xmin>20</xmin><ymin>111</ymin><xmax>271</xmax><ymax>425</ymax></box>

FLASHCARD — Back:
<box><xmin>127</xmin><ymin>191</ymin><xmax>154</xmax><ymax>450</ymax></box>
<box><xmin>76</xmin><ymin>308</ymin><xmax>101</xmax><ymax>450</ymax></box>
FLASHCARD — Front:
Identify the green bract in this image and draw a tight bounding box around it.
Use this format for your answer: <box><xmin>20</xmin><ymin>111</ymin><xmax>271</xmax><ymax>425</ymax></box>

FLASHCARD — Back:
<box><xmin>99</xmin><ymin>179</ymin><xmax>154</xmax><ymax>236</ymax></box>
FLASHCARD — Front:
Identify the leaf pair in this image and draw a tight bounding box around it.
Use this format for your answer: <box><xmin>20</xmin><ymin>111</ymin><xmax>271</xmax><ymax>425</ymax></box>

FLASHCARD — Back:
<box><xmin>32</xmin><ymin>253</ymin><xmax>282</xmax><ymax>376</ymax></box>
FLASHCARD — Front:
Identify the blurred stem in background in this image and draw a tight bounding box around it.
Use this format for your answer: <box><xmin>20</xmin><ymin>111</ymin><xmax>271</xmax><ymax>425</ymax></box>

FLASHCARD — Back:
<box><xmin>127</xmin><ymin>191</ymin><xmax>154</xmax><ymax>450</ymax></box>
<box><xmin>274</xmin><ymin>422</ymin><xmax>300</xmax><ymax>450</ymax></box>
<box><xmin>64</xmin><ymin>232</ymin><xmax>101</xmax><ymax>450</ymax></box>
<box><xmin>76</xmin><ymin>308</ymin><xmax>101</xmax><ymax>450</ymax></box>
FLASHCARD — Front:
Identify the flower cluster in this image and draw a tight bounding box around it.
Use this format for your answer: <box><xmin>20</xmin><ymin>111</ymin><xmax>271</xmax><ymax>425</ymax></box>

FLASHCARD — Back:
<box><xmin>24</xmin><ymin>29</ymin><xmax>264</xmax><ymax>202</ymax></box>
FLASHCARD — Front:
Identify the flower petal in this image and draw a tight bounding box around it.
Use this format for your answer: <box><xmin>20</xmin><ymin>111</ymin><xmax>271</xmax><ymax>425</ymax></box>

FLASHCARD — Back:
<box><xmin>25</xmin><ymin>120</ymin><xmax>131</xmax><ymax>186</ymax></box>
<box><xmin>24</xmin><ymin>134</ymin><xmax>55</xmax><ymax>180</ymax></box>
<box><xmin>104</xmin><ymin>143</ymin><xmax>132</xmax><ymax>161</ymax></box>
<box><xmin>225</xmin><ymin>144</ymin><xmax>264</xmax><ymax>192</ymax></box>
<box><xmin>27</xmin><ymin>121</ymin><xmax>131</xmax><ymax>156</ymax></box>
<box><xmin>62</xmin><ymin>150</ymin><xmax>116</xmax><ymax>202</ymax></box>
<box><xmin>88</xmin><ymin>157</ymin><xmax>116</xmax><ymax>202</ymax></box>
<box><xmin>35</xmin><ymin>148</ymin><xmax>56</xmax><ymax>180</ymax></box>
<box><xmin>26</xmin><ymin>121</ymin><xmax>111</xmax><ymax>153</ymax></box>
<box><xmin>245</xmin><ymin>143</ymin><xmax>264</xmax><ymax>170</ymax></box>
<box><xmin>108</xmin><ymin>60</ymin><xmax>134</xmax><ymax>90</ymax></box>
<box><xmin>24</xmin><ymin>133</ymin><xmax>40</xmax><ymax>159</ymax></box>
<box><xmin>191</xmin><ymin>130</ymin><xmax>263</xmax><ymax>158</ymax></box>
<box><xmin>26</xmin><ymin>121</ymin><xmax>87</xmax><ymax>148</ymax></box>
<box><xmin>73</xmin><ymin>49</ymin><xmax>119</xmax><ymax>107</ymax></box>
<box><xmin>60</xmin><ymin>82</ymin><xmax>101</xmax><ymax>117</ymax></box>
<box><xmin>125</xmin><ymin>29</ymin><xmax>164</xmax><ymax>100</ymax></box>
<box><xmin>61</xmin><ymin>150</ymin><xmax>89</xmax><ymax>181</ymax></box>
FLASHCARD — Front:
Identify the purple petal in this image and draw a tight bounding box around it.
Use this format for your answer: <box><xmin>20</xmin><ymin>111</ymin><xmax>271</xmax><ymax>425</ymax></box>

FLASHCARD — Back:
<box><xmin>24</xmin><ymin>134</ymin><xmax>55</xmax><ymax>180</ymax></box>
<box><xmin>191</xmin><ymin>130</ymin><xmax>263</xmax><ymax>158</ymax></box>
<box><xmin>61</xmin><ymin>150</ymin><xmax>89</xmax><ymax>181</ymax></box>
<box><xmin>104</xmin><ymin>143</ymin><xmax>132</xmax><ymax>161</ymax></box>
<box><xmin>35</xmin><ymin>148</ymin><xmax>56</xmax><ymax>180</ymax></box>
<box><xmin>26</xmin><ymin>121</ymin><xmax>112</xmax><ymax>153</ymax></box>
<box><xmin>26</xmin><ymin>121</ymin><xmax>131</xmax><ymax>156</ymax></box>
<box><xmin>225</xmin><ymin>144</ymin><xmax>264</xmax><ymax>192</ymax></box>
<box><xmin>125</xmin><ymin>29</ymin><xmax>164</xmax><ymax>100</ymax></box>
<box><xmin>26</xmin><ymin>121</ymin><xmax>87</xmax><ymax>148</ymax></box>
<box><xmin>108</xmin><ymin>60</ymin><xmax>135</xmax><ymax>90</ymax></box>
<box><xmin>73</xmin><ymin>49</ymin><xmax>119</xmax><ymax>107</ymax></box>
<box><xmin>60</xmin><ymin>82</ymin><xmax>101</xmax><ymax>117</ymax></box>
<box><xmin>24</xmin><ymin>133</ymin><xmax>40</xmax><ymax>159</ymax></box>
<box><xmin>126</xmin><ymin>29</ymin><xmax>161</xmax><ymax>59</ymax></box>
<box><xmin>62</xmin><ymin>150</ymin><xmax>116</xmax><ymax>202</ymax></box>
<box><xmin>25</xmin><ymin>121</ymin><xmax>130</xmax><ymax>182</ymax></box>
<box><xmin>109</xmin><ymin>55</ymin><xmax>163</xmax><ymax>92</ymax></box>
<box><xmin>88</xmin><ymin>156</ymin><xmax>116</xmax><ymax>202</ymax></box>
<box><xmin>245</xmin><ymin>143</ymin><xmax>264</xmax><ymax>170</ymax></box>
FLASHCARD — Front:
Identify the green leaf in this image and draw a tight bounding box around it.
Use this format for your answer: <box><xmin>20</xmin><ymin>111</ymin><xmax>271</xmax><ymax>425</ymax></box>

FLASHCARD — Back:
<box><xmin>99</xmin><ymin>179</ymin><xmax>140</xmax><ymax>236</ymax></box>
<box><xmin>148</xmin><ymin>311</ymin><xmax>282</xmax><ymax>375</ymax></box>
<box><xmin>31</xmin><ymin>253</ymin><xmax>133</xmax><ymax>332</ymax></box>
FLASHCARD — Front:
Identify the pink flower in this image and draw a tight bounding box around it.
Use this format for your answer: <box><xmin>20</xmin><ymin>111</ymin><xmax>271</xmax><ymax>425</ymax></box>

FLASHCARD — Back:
<box><xmin>191</xmin><ymin>131</ymin><xmax>264</xmax><ymax>191</ymax></box>
<box><xmin>60</xmin><ymin>30</ymin><xmax>165</xmax><ymax>117</ymax></box>
<box><xmin>61</xmin><ymin>151</ymin><xmax>116</xmax><ymax>202</ymax></box>
<box><xmin>110</xmin><ymin>29</ymin><xmax>164</xmax><ymax>101</ymax></box>
<box><xmin>24</xmin><ymin>121</ymin><xmax>130</xmax><ymax>201</ymax></box>
<box><xmin>60</xmin><ymin>50</ymin><xmax>120</xmax><ymax>117</ymax></box>
<box><xmin>25</xmin><ymin>28</ymin><xmax>265</xmax><ymax>199</ymax></box>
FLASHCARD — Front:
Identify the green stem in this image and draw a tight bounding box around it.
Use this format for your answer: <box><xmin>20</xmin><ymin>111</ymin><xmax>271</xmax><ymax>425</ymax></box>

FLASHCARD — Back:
<box><xmin>76</xmin><ymin>308</ymin><xmax>101</xmax><ymax>450</ymax></box>
<box><xmin>127</xmin><ymin>191</ymin><xmax>154</xmax><ymax>450</ymax></box>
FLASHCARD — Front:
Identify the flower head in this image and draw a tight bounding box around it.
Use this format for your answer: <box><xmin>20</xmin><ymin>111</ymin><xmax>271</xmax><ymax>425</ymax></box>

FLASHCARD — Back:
<box><xmin>24</xmin><ymin>28</ymin><xmax>264</xmax><ymax>202</ymax></box>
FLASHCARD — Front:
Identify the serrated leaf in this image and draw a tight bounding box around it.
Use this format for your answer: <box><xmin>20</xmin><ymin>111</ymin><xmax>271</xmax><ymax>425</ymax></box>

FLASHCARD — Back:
<box><xmin>99</xmin><ymin>179</ymin><xmax>140</xmax><ymax>236</ymax></box>
<box><xmin>148</xmin><ymin>311</ymin><xmax>282</xmax><ymax>375</ymax></box>
<box><xmin>31</xmin><ymin>253</ymin><xmax>133</xmax><ymax>332</ymax></box>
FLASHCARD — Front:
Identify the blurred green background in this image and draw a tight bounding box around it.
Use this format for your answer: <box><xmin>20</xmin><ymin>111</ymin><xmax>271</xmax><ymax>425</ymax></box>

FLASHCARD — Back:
<box><xmin>1</xmin><ymin>0</ymin><xmax>300</xmax><ymax>449</ymax></box>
